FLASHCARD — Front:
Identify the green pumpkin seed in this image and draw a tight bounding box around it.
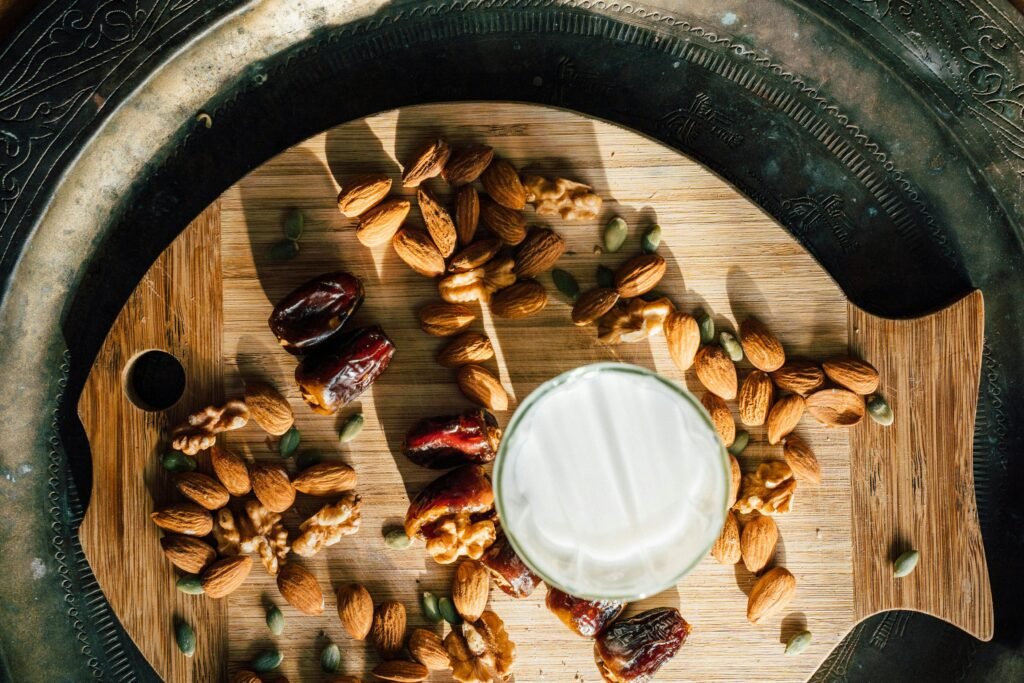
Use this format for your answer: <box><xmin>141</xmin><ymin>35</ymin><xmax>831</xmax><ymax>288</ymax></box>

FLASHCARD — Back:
<box><xmin>641</xmin><ymin>224</ymin><xmax>662</xmax><ymax>253</ymax></box>
<box><xmin>162</xmin><ymin>451</ymin><xmax>197</xmax><ymax>473</ymax></box>
<box><xmin>697</xmin><ymin>311</ymin><xmax>715</xmax><ymax>344</ymax></box>
<box><xmin>251</xmin><ymin>649</ymin><xmax>284</xmax><ymax>673</ymax></box>
<box><xmin>421</xmin><ymin>591</ymin><xmax>443</xmax><ymax>623</ymax></box>
<box><xmin>266</xmin><ymin>605</ymin><xmax>285</xmax><ymax>635</ymax></box>
<box><xmin>603</xmin><ymin>216</ymin><xmax>628</xmax><ymax>253</ymax></box>
<box><xmin>283</xmin><ymin>208</ymin><xmax>304</xmax><ymax>241</ymax></box>
<box><xmin>175</xmin><ymin>620</ymin><xmax>196</xmax><ymax>658</ymax></box>
<box><xmin>866</xmin><ymin>394</ymin><xmax>894</xmax><ymax>426</ymax></box>
<box><xmin>438</xmin><ymin>596</ymin><xmax>462</xmax><ymax>626</ymax></box>
<box><xmin>269</xmin><ymin>239</ymin><xmax>300</xmax><ymax>262</ymax></box>
<box><xmin>339</xmin><ymin>412</ymin><xmax>365</xmax><ymax>443</ymax></box>
<box><xmin>893</xmin><ymin>549</ymin><xmax>920</xmax><ymax>578</ymax></box>
<box><xmin>295</xmin><ymin>449</ymin><xmax>322</xmax><ymax>471</ymax></box>
<box><xmin>383</xmin><ymin>526</ymin><xmax>412</xmax><ymax>550</ymax></box>
<box><xmin>720</xmin><ymin>331</ymin><xmax>744</xmax><ymax>362</ymax></box>
<box><xmin>728</xmin><ymin>430</ymin><xmax>750</xmax><ymax>456</ymax></box>
<box><xmin>596</xmin><ymin>264</ymin><xmax>616</xmax><ymax>289</ymax></box>
<box><xmin>551</xmin><ymin>268</ymin><xmax>580</xmax><ymax>301</ymax></box>
<box><xmin>785</xmin><ymin>630</ymin><xmax>812</xmax><ymax>656</ymax></box>
<box><xmin>279</xmin><ymin>426</ymin><xmax>300</xmax><ymax>457</ymax></box>
<box><xmin>176</xmin><ymin>574</ymin><xmax>204</xmax><ymax>595</ymax></box>
<box><xmin>321</xmin><ymin>642</ymin><xmax>342</xmax><ymax>673</ymax></box>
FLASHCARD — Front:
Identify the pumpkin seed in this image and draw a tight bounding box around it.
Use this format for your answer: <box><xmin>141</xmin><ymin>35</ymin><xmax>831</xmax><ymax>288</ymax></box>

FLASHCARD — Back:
<box><xmin>697</xmin><ymin>310</ymin><xmax>715</xmax><ymax>344</ymax></box>
<box><xmin>283</xmin><ymin>208</ymin><xmax>304</xmax><ymax>241</ymax></box>
<box><xmin>338</xmin><ymin>413</ymin><xmax>365</xmax><ymax>443</ymax></box>
<box><xmin>551</xmin><ymin>268</ymin><xmax>580</xmax><ymax>301</ymax></box>
<box><xmin>866</xmin><ymin>394</ymin><xmax>894</xmax><ymax>426</ymax></box>
<box><xmin>603</xmin><ymin>216</ymin><xmax>628</xmax><ymax>253</ymax></box>
<box><xmin>279</xmin><ymin>426</ymin><xmax>300</xmax><ymax>457</ymax></box>
<box><xmin>175</xmin><ymin>619</ymin><xmax>196</xmax><ymax>658</ymax></box>
<box><xmin>162</xmin><ymin>451</ymin><xmax>197</xmax><ymax>473</ymax></box>
<box><xmin>720</xmin><ymin>331</ymin><xmax>744</xmax><ymax>362</ymax></box>
<box><xmin>641</xmin><ymin>224</ymin><xmax>662</xmax><ymax>253</ymax></box>
<box><xmin>785</xmin><ymin>630</ymin><xmax>812</xmax><ymax>656</ymax></box>
<box><xmin>269</xmin><ymin>239</ymin><xmax>300</xmax><ymax>262</ymax></box>
<box><xmin>266</xmin><ymin>605</ymin><xmax>285</xmax><ymax>635</ymax></box>
<box><xmin>596</xmin><ymin>264</ymin><xmax>616</xmax><ymax>289</ymax></box>
<box><xmin>421</xmin><ymin>591</ymin><xmax>443</xmax><ymax>623</ymax></box>
<box><xmin>383</xmin><ymin>526</ymin><xmax>412</xmax><ymax>550</ymax></box>
<box><xmin>893</xmin><ymin>549</ymin><xmax>920</xmax><ymax>578</ymax></box>
<box><xmin>728</xmin><ymin>430</ymin><xmax>750</xmax><ymax>456</ymax></box>
<box><xmin>320</xmin><ymin>642</ymin><xmax>342</xmax><ymax>673</ymax></box>
<box><xmin>176</xmin><ymin>574</ymin><xmax>204</xmax><ymax>595</ymax></box>
<box><xmin>251</xmin><ymin>649</ymin><xmax>284</xmax><ymax>673</ymax></box>
<box><xmin>438</xmin><ymin>596</ymin><xmax>463</xmax><ymax>626</ymax></box>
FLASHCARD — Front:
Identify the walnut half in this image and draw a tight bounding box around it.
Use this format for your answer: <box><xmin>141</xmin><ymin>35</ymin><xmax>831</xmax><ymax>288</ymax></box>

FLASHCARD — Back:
<box><xmin>238</xmin><ymin>499</ymin><xmax>290</xmax><ymax>575</ymax></box>
<box><xmin>522</xmin><ymin>175</ymin><xmax>603</xmax><ymax>221</ymax></box>
<box><xmin>170</xmin><ymin>400</ymin><xmax>249</xmax><ymax>455</ymax></box>
<box><xmin>598</xmin><ymin>297</ymin><xmax>675</xmax><ymax>344</ymax></box>
<box><xmin>438</xmin><ymin>257</ymin><xmax>516</xmax><ymax>304</ymax></box>
<box><xmin>445</xmin><ymin>610</ymin><xmax>516</xmax><ymax>683</ymax></box>
<box><xmin>426</xmin><ymin>514</ymin><xmax>496</xmax><ymax>565</ymax></box>
<box><xmin>292</xmin><ymin>493</ymin><xmax>362</xmax><ymax>557</ymax></box>
<box><xmin>734</xmin><ymin>461</ymin><xmax>797</xmax><ymax>515</ymax></box>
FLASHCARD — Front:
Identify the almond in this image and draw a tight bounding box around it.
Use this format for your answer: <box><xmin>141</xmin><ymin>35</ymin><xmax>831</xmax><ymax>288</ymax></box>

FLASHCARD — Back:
<box><xmin>741</xmin><ymin>514</ymin><xmax>779</xmax><ymax>574</ymax></box>
<box><xmin>701</xmin><ymin>392</ymin><xmax>735</xmax><ymax>447</ymax></box>
<box><xmin>480</xmin><ymin>157</ymin><xmax>526</xmax><ymax>210</ymax></box>
<box><xmin>437</xmin><ymin>332</ymin><xmax>494</xmax><ymax>368</ymax></box>
<box><xmin>358</xmin><ymin>198</ymin><xmax>411</xmax><ymax>247</ymax></box>
<box><xmin>449</xmin><ymin>237</ymin><xmax>501</xmax><ymax>273</ymax></box>
<box><xmin>479</xmin><ymin>197</ymin><xmax>527</xmax><ymax>245</ymax></box>
<box><xmin>806</xmin><ymin>388</ymin><xmax>865</xmax><ymax>427</ymax></box>
<box><xmin>442</xmin><ymin>144</ymin><xmax>494</xmax><ymax>186</ymax></box>
<box><xmin>572</xmin><ymin>287</ymin><xmax>620</xmax><ymax>326</ymax></box>
<box><xmin>372</xmin><ymin>660</ymin><xmax>428</xmax><ymax>682</ymax></box>
<box><xmin>822</xmin><ymin>357</ymin><xmax>880</xmax><ymax>395</ymax></box>
<box><xmin>766</xmin><ymin>394</ymin><xmax>805</xmax><ymax>445</ymax></box>
<box><xmin>490</xmin><ymin>279</ymin><xmax>548</xmax><ymax>319</ymax></box>
<box><xmin>337</xmin><ymin>583</ymin><xmax>374</xmax><ymax>640</ymax></box>
<box><xmin>770</xmin><ymin>360</ymin><xmax>825</xmax><ymax>396</ymax></box>
<box><xmin>514</xmin><ymin>228</ymin><xmax>566</xmax><ymax>278</ymax></box>
<box><xmin>408</xmin><ymin>628</ymin><xmax>450</xmax><ymax>670</ymax></box>
<box><xmin>747</xmin><ymin>567</ymin><xmax>797</xmax><ymax>624</ymax></box>
<box><xmin>160</xmin><ymin>534</ymin><xmax>216</xmax><ymax>573</ymax></box>
<box><xmin>452</xmin><ymin>559</ymin><xmax>490</xmax><ymax>621</ymax></box>
<box><xmin>249</xmin><ymin>463</ymin><xmax>295</xmax><ymax>512</ymax></box>
<box><xmin>728</xmin><ymin>454</ymin><xmax>741</xmax><ymax>507</ymax></box>
<box><xmin>614</xmin><ymin>254</ymin><xmax>667</xmax><ymax>298</ymax></box>
<box><xmin>418</xmin><ymin>301</ymin><xmax>476</xmax><ymax>336</ymax></box>
<box><xmin>454</xmin><ymin>185</ymin><xmax>480</xmax><ymax>245</ymax></box>
<box><xmin>711</xmin><ymin>510</ymin><xmax>741</xmax><ymax>565</ymax></box>
<box><xmin>664</xmin><ymin>311</ymin><xmax>701</xmax><ymax>372</ymax></box>
<box><xmin>293</xmin><ymin>461</ymin><xmax>357</xmax><ymax>496</ymax></box>
<box><xmin>417</xmin><ymin>187</ymin><xmax>458</xmax><ymax>258</ymax></box>
<box><xmin>244</xmin><ymin>381</ymin><xmax>295</xmax><ymax>436</ymax></box>
<box><xmin>371</xmin><ymin>600</ymin><xmax>407</xmax><ymax>658</ymax></box>
<box><xmin>174</xmin><ymin>472</ymin><xmax>230</xmax><ymax>511</ymax></box>
<box><xmin>150</xmin><ymin>503</ymin><xmax>213</xmax><ymax>536</ymax></box>
<box><xmin>738</xmin><ymin>370</ymin><xmax>775</xmax><ymax>426</ymax></box>
<box><xmin>277</xmin><ymin>562</ymin><xmax>324</xmax><ymax>616</ymax></box>
<box><xmin>457</xmin><ymin>364</ymin><xmax>509</xmax><ymax>411</ymax></box>
<box><xmin>393</xmin><ymin>227</ymin><xmax>446</xmax><ymax>277</ymax></box>
<box><xmin>201</xmin><ymin>555</ymin><xmax>252</xmax><ymax>598</ymax></box>
<box><xmin>230</xmin><ymin>671</ymin><xmax>262</xmax><ymax>683</ymax></box>
<box><xmin>695</xmin><ymin>345</ymin><xmax>738</xmax><ymax>399</ymax></box>
<box><xmin>337</xmin><ymin>174</ymin><xmax>392</xmax><ymax>217</ymax></box>
<box><xmin>209</xmin><ymin>445</ymin><xmax>251</xmax><ymax>496</ymax></box>
<box><xmin>739</xmin><ymin>317</ymin><xmax>786</xmax><ymax>372</ymax></box>
<box><xmin>402</xmin><ymin>138</ymin><xmax>451</xmax><ymax>188</ymax></box>
<box><xmin>782</xmin><ymin>434</ymin><xmax>821</xmax><ymax>484</ymax></box>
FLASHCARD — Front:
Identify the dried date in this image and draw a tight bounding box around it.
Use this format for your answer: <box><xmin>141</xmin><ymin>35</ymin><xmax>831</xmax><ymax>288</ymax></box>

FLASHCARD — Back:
<box><xmin>269</xmin><ymin>271</ymin><xmax>364</xmax><ymax>354</ymax></box>
<box><xmin>546</xmin><ymin>588</ymin><xmax>624</xmax><ymax>638</ymax></box>
<box><xmin>481</xmin><ymin>531</ymin><xmax>541</xmax><ymax>599</ymax></box>
<box><xmin>294</xmin><ymin>325</ymin><xmax>395</xmax><ymax>415</ymax></box>
<box><xmin>594</xmin><ymin>608</ymin><xmax>690</xmax><ymax>682</ymax></box>
<box><xmin>403</xmin><ymin>409</ymin><xmax>502</xmax><ymax>469</ymax></box>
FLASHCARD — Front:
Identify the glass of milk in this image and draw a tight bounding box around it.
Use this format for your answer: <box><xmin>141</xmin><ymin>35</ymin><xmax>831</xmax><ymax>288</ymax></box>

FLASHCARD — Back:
<box><xmin>494</xmin><ymin>362</ymin><xmax>729</xmax><ymax>601</ymax></box>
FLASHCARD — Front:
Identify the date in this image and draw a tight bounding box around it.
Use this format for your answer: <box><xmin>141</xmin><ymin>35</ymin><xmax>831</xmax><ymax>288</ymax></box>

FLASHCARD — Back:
<box><xmin>594</xmin><ymin>608</ymin><xmax>690</xmax><ymax>682</ymax></box>
<box><xmin>295</xmin><ymin>325</ymin><xmax>395</xmax><ymax>415</ymax></box>
<box><xmin>403</xmin><ymin>409</ymin><xmax>502</xmax><ymax>469</ymax></box>
<box><xmin>481</xmin><ymin>531</ymin><xmax>541</xmax><ymax>598</ymax></box>
<box><xmin>269</xmin><ymin>271</ymin><xmax>364</xmax><ymax>354</ymax></box>
<box><xmin>546</xmin><ymin>588</ymin><xmax>624</xmax><ymax>637</ymax></box>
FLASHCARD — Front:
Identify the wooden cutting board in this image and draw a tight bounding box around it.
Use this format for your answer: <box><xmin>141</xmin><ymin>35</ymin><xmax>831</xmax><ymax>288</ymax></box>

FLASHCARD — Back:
<box><xmin>78</xmin><ymin>103</ymin><xmax>992</xmax><ymax>683</ymax></box>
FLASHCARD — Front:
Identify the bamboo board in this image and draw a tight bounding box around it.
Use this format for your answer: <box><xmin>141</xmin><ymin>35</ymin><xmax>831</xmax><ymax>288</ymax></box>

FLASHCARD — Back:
<box><xmin>79</xmin><ymin>103</ymin><xmax>991</xmax><ymax>682</ymax></box>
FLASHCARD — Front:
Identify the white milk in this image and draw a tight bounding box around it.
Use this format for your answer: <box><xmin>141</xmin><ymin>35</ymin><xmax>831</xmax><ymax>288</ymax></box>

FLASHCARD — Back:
<box><xmin>494</xmin><ymin>363</ymin><xmax>728</xmax><ymax>600</ymax></box>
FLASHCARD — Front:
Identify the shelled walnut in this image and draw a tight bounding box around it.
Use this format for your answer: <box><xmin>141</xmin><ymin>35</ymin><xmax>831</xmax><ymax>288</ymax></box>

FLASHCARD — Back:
<box><xmin>734</xmin><ymin>461</ymin><xmax>797</xmax><ymax>516</ymax></box>
<box><xmin>445</xmin><ymin>610</ymin><xmax>516</xmax><ymax>683</ymax></box>
<box><xmin>238</xmin><ymin>499</ymin><xmax>290</xmax><ymax>575</ymax></box>
<box><xmin>169</xmin><ymin>401</ymin><xmax>249</xmax><ymax>455</ymax></box>
<box><xmin>522</xmin><ymin>175</ymin><xmax>603</xmax><ymax>220</ymax></box>
<box><xmin>438</xmin><ymin>257</ymin><xmax>516</xmax><ymax>304</ymax></box>
<box><xmin>426</xmin><ymin>514</ymin><xmax>496</xmax><ymax>565</ymax></box>
<box><xmin>212</xmin><ymin>508</ymin><xmax>241</xmax><ymax>555</ymax></box>
<box><xmin>597</xmin><ymin>297</ymin><xmax>674</xmax><ymax>344</ymax></box>
<box><xmin>292</xmin><ymin>493</ymin><xmax>362</xmax><ymax>557</ymax></box>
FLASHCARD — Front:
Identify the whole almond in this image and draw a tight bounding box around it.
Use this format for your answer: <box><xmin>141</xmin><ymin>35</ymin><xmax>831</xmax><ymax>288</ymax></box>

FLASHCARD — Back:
<box><xmin>479</xmin><ymin>198</ymin><xmax>527</xmax><ymax>245</ymax></box>
<box><xmin>417</xmin><ymin>187</ymin><xmax>458</xmax><ymax>258</ymax></box>
<box><xmin>250</xmin><ymin>463</ymin><xmax>296</xmax><ymax>512</ymax></box>
<box><xmin>174</xmin><ymin>472</ymin><xmax>230</xmax><ymax>511</ymax></box>
<box><xmin>402</xmin><ymin>138</ymin><xmax>451</xmax><ymax>187</ymax></box>
<box><xmin>481</xmin><ymin>157</ymin><xmax>526</xmax><ymax>210</ymax></box>
<box><xmin>695</xmin><ymin>345</ymin><xmax>738</xmax><ymax>399</ymax></box>
<box><xmin>337</xmin><ymin>583</ymin><xmax>374</xmax><ymax>640</ymax></box>
<box><xmin>357</xmin><ymin>198</ymin><xmax>411</xmax><ymax>247</ymax></box>
<box><xmin>747</xmin><ymin>567</ymin><xmax>797</xmax><ymax>624</ymax></box>
<box><xmin>701</xmin><ymin>392</ymin><xmax>735</xmax><ymax>447</ymax></box>
<box><xmin>783</xmin><ymin>434</ymin><xmax>822</xmax><ymax>484</ymax></box>
<box><xmin>371</xmin><ymin>600</ymin><xmax>407</xmax><ymax>658</ymax></box>
<box><xmin>443</xmin><ymin>144</ymin><xmax>494</xmax><ymax>186</ymax></box>
<box><xmin>770</xmin><ymin>360</ymin><xmax>826</xmax><ymax>396</ymax></box>
<box><xmin>150</xmin><ymin>503</ymin><xmax>213</xmax><ymax>536</ymax></box>
<box><xmin>337</xmin><ymin>174</ymin><xmax>392</xmax><ymax>217</ymax></box>
<box><xmin>766</xmin><ymin>394</ymin><xmax>806</xmax><ymax>445</ymax></box>
<box><xmin>372</xmin><ymin>660</ymin><xmax>428</xmax><ymax>682</ymax></box>
<box><xmin>614</xmin><ymin>254</ymin><xmax>667</xmax><ymax>298</ymax></box>
<box><xmin>739</xmin><ymin>317</ymin><xmax>786</xmax><ymax>372</ymax></box>
<box><xmin>664</xmin><ymin>311</ymin><xmax>701</xmax><ymax>372</ymax></box>
<box><xmin>408</xmin><ymin>628</ymin><xmax>450</xmax><ymax>670</ymax></box>
<box><xmin>738</xmin><ymin>371</ymin><xmax>775</xmax><ymax>426</ymax></box>
<box><xmin>160</xmin><ymin>535</ymin><xmax>216</xmax><ymax>574</ymax></box>
<box><xmin>454</xmin><ymin>186</ymin><xmax>480</xmax><ymax>245</ymax></box>
<box><xmin>457</xmin><ymin>365</ymin><xmax>509</xmax><ymax>411</ymax></box>
<box><xmin>572</xmin><ymin>288</ymin><xmax>620</xmax><ymax>326</ymax></box>
<box><xmin>391</xmin><ymin>227</ymin><xmax>444</xmax><ymax>277</ymax></box>
<box><xmin>741</xmin><ymin>514</ymin><xmax>779</xmax><ymax>574</ymax></box>
<box><xmin>490</xmin><ymin>279</ymin><xmax>548</xmax><ymax>319</ymax></box>
<box><xmin>201</xmin><ymin>555</ymin><xmax>253</xmax><ymax>598</ymax></box>
<box><xmin>452</xmin><ymin>559</ymin><xmax>490</xmax><ymax>621</ymax></box>
<box><xmin>437</xmin><ymin>332</ymin><xmax>494</xmax><ymax>368</ymax></box>
<box><xmin>245</xmin><ymin>381</ymin><xmax>295</xmax><ymax>436</ymax></box>
<box><xmin>293</xmin><ymin>461</ymin><xmax>357</xmax><ymax>496</ymax></box>
<box><xmin>418</xmin><ymin>302</ymin><xmax>476</xmax><ymax>336</ymax></box>
<box><xmin>514</xmin><ymin>228</ymin><xmax>566</xmax><ymax>278</ymax></box>
<box><xmin>806</xmin><ymin>388</ymin><xmax>865</xmax><ymax>426</ymax></box>
<box><xmin>449</xmin><ymin>237</ymin><xmax>501</xmax><ymax>273</ymax></box>
<box><xmin>822</xmin><ymin>357</ymin><xmax>880</xmax><ymax>395</ymax></box>
<box><xmin>230</xmin><ymin>671</ymin><xmax>262</xmax><ymax>683</ymax></box>
<box><xmin>728</xmin><ymin>454</ymin><xmax>741</xmax><ymax>507</ymax></box>
<box><xmin>277</xmin><ymin>563</ymin><xmax>324</xmax><ymax>616</ymax></box>
<box><xmin>711</xmin><ymin>510</ymin><xmax>741</xmax><ymax>565</ymax></box>
<box><xmin>210</xmin><ymin>446</ymin><xmax>251</xmax><ymax>496</ymax></box>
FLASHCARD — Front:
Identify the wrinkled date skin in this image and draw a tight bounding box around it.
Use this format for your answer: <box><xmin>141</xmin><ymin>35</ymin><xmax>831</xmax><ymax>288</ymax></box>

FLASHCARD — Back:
<box><xmin>295</xmin><ymin>325</ymin><xmax>395</xmax><ymax>415</ymax></box>
<box><xmin>269</xmin><ymin>271</ymin><xmax>364</xmax><ymax>354</ymax></box>
<box><xmin>481</xmin><ymin>531</ymin><xmax>541</xmax><ymax>598</ymax></box>
<box><xmin>405</xmin><ymin>465</ymin><xmax>494</xmax><ymax>539</ymax></box>
<box><xmin>546</xmin><ymin>588</ymin><xmax>625</xmax><ymax>637</ymax></box>
<box><xmin>594</xmin><ymin>608</ymin><xmax>690</xmax><ymax>682</ymax></box>
<box><xmin>403</xmin><ymin>409</ymin><xmax>502</xmax><ymax>469</ymax></box>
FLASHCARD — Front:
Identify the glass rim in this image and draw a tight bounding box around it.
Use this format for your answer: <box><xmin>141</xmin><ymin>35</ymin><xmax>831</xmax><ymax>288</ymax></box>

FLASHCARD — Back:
<box><xmin>493</xmin><ymin>361</ymin><xmax>730</xmax><ymax>602</ymax></box>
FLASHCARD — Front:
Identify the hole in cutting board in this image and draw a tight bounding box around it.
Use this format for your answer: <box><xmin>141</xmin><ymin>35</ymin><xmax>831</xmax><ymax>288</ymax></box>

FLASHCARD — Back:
<box><xmin>123</xmin><ymin>349</ymin><xmax>186</xmax><ymax>411</ymax></box>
